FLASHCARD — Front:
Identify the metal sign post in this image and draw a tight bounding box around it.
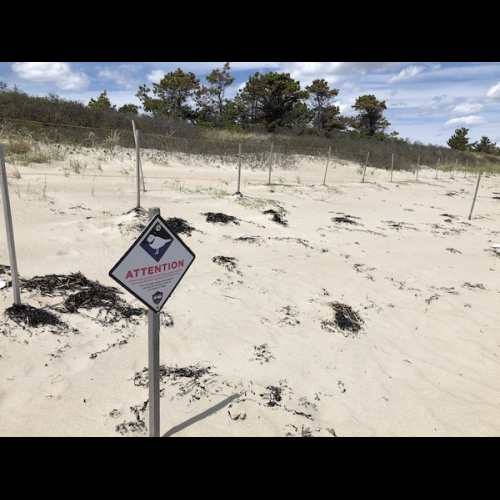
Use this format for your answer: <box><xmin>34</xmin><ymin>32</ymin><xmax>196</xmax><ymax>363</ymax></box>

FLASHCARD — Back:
<box><xmin>0</xmin><ymin>146</ymin><xmax>21</xmax><ymax>305</ymax></box>
<box><xmin>109</xmin><ymin>207</ymin><xmax>196</xmax><ymax>438</ymax></box>
<box><xmin>148</xmin><ymin>207</ymin><xmax>161</xmax><ymax>438</ymax></box>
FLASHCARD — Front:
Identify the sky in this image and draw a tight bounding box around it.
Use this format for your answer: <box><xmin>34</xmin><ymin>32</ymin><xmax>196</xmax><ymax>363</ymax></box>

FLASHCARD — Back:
<box><xmin>1</xmin><ymin>62</ymin><xmax>500</xmax><ymax>148</ymax></box>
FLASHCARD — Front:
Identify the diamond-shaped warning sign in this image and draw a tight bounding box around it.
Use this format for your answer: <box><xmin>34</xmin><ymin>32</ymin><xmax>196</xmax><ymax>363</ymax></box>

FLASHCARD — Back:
<box><xmin>109</xmin><ymin>215</ymin><xmax>195</xmax><ymax>312</ymax></box>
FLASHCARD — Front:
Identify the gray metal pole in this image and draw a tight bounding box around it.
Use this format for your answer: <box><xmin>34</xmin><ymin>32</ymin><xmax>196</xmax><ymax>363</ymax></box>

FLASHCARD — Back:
<box><xmin>362</xmin><ymin>152</ymin><xmax>370</xmax><ymax>183</ymax></box>
<box><xmin>323</xmin><ymin>147</ymin><xmax>332</xmax><ymax>186</ymax></box>
<box><xmin>0</xmin><ymin>147</ymin><xmax>21</xmax><ymax>305</ymax></box>
<box><xmin>148</xmin><ymin>207</ymin><xmax>161</xmax><ymax>437</ymax></box>
<box><xmin>390</xmin><ymin>154</ymin><xmax>395</xmax><ymax>183</ymax></box>
<box><xmin>469</xmin><ymin>171</ymin><xmax>482</xmax><ymax>221</ymax></box>
<box><xmin>132</xmin><ymin>121</ymin><xmax>146</xmax><ymax>193</ymax></box>
<box><xmin>136</xmin><ymin>130</ymin><xmax>141</xmax><ymax>209</ymax></box>
<box><xmin>268</xmin><ymin>143</ymin><xmax>274</xmax><ymax>185</ymax></box>
<box><xmin>236</xmin><ymin>144</ymin><xmax>242</xmax><ymax>196</ymax></box>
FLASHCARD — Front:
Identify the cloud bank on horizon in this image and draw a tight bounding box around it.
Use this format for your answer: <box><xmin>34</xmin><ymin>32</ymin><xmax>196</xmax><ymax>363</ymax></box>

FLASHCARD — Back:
<box><xmin>2</xmin><ymin>62</ymin><xmax>500</xmax><ymax>147</ymax></box>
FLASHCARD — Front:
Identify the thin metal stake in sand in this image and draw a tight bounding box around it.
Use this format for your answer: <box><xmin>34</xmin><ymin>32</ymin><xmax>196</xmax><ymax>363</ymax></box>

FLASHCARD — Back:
<box><xmin>0</xmin><ymin>147</ymin><xmax>21</xmax><ymax>305</ymax></box>
<box><xmin>323</xmin><ymin>146</ymin><xmax>332</xmax><ymax>186</ymax></box>
<box><xmin>362</xmin><ymin>151</ymin><xmax>370</xmax><ymax>183</ymax></box>
<box><xmin>268</xmin><ymin>142</ymin><xmax>275</xmax><ymax>185</ymax></box>
<box><xmin>435</xmin><ymin>158</ymin><xmax>441</xmax><ymax>179</ymax></box>
<box><xmin>132</xmin><ymin>121</ymin><xmax>146</xmax><ymax>193</ymax></box>
<box><xmin>148</xmin><ymin>207</ymin><xmax>161</xmax><ymax>438</ymax></box>
<box><xmin>136</xmin><ymin>129</ymin><xmax>142</xmax><ymax>209</ymax></box>
<box><xmin>235</xmin><ymin>143</ymin><xmax>243</xmax><ymax>196</ymax></box>
<box><xmin>469</xmin><ymin>170</ymin><xmax>482</xmax><ymax>221</ymax></box>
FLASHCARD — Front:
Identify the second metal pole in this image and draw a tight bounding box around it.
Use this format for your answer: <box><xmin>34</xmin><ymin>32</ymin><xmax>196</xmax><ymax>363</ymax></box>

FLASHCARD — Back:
<box><xmin>0</xmin><ymin>146</ymin><xmax>21</xmax><ymax>305</ymax></box>
<box><xmin>148</xmin><ymin>207</ymin><xmax>161</xmax><ymax>437</ymax></box>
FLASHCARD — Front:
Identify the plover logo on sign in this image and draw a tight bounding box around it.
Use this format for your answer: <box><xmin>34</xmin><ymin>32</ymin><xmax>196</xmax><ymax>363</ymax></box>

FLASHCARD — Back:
<box><xmin>141</xmin><ymin>224</ymin><xmax>174</xmax><ymax>262</ymax></box>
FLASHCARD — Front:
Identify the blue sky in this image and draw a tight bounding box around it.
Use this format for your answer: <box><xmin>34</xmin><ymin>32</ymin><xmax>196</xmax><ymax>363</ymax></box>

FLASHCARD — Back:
<box><xmin>1</xmin><ymin>62</ymin><xmax>500</xmax><ymax>148</ymax></box>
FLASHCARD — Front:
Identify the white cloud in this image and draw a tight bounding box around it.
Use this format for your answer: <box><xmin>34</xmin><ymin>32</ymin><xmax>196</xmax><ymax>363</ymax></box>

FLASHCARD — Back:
<box><xmin>420</xmin><ymin>95</ymin><xmax>459</xmax><ymax>115</ymax></box>
<box><xmin>445</xmin><ymin>116</ymin><xmax>484</xmax><ymax>128</ymax></box>
<box><xmin>147</xmin><ymin>70</ymin><xmax>167</xmax><ymax>84</ymax></box>
<box><xmin>486</xmin><ymin>82</ymin><xmax>500</xmax><ymax>100</ymax></box>
<box><xmin>451</xmin><ymin>102</ymin><xmax>483</xmax><ymax>116</ymax></box>
<box><xmin>388</xmin><ymin>65</ymin><xmax>425</xmax><ymax>84</ymax></box>
<box><xmin>12</xmin><ymin>62</ymin><xmax>90</xmax><ymax>91</ymax></box>
<box><xmin>97</xmin><ymin>64</ymin><xmax>141</xmax><ymax>89</ymax></box>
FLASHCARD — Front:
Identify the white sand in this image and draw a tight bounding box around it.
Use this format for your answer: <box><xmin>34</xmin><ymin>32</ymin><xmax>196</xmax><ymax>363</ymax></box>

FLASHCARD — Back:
<box><xmin>1</xmin><ymin>146</ymin><xmax>499</xmax><ymax>437</ymax></box>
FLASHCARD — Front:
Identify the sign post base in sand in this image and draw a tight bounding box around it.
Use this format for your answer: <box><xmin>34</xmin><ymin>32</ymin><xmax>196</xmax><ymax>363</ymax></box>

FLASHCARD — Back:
<box><xmin>109</xmin><ymin>207</ymin><xmax>196</xmax><ymax>438</ymax></box>
<box><xmin>0</xmin><ymin>146</ymin><xmax>21</xmax><ymax>305</ymax></box>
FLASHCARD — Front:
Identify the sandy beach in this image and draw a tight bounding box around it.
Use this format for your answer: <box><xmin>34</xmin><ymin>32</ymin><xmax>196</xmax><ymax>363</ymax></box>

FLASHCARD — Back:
<box><xmin>1</xmin><ymin>146</ymin><xmax>499</xmax><ymax>437</ymax></box>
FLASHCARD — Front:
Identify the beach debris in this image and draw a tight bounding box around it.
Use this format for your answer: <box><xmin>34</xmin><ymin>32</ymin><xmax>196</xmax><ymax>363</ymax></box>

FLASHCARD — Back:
<box><xmin>134</xmin><ymin>364</ymin><xmax>213</xmax><ymax>388</ymax></box>
<box><xmin>204</xmin><ymin>212</ymin><xmax>240</xmax><ymax>225</ymax></box>
<box><xmin>384</xmin><ymin>221</ymin><xmax>420</xmax><ymax>231</ymax></box>
<box><xmin>5</xmin><ymin>303</ymin><xmax>67</xmax><ymax>330</ymax></box>
<box><xmin>228</xmin><ymin>411</ymin><xmax>247</xmax><ymax>421</ymax></box>
<box><xmin>119</xmin><ymin>207</ymin><xmax>149</xmax><ymax>234</ymax></box>
<box><xmin>0</xmin><ymin>281</ymin><xmax>7</xmax><ymax>290</ymax></box>
<box><xmin>264</xmin><ymin>209</ymin><xmax>288</xmax><ymax>227</ymax></box>
<box><xmin>20</xmin><ymin>272</ymin><xmax>145</xmax><ymax>323</ymax></box>
<box><xmin>165</xmin><ymin>217</ymin><xmax>196</xmax><ymax>236</ymax></box>
<box><xmin>115</xmin><ymin>403</ymin><xmax>148</xmax><ymax>437</ymax></box>
<box><xmin>323</xmin><ymin>302</ymin><xmax>364</xmax><ymax>337</ymax></box>
<box><xmin>272</xmin><ymin>237</ymin><xmax>313</xmax><ymax>248</ymax></box>
<box><xmin>234</xmin><ymin>236</ymin><xmax>263</xmax><ymax>245</ymax></box>
<box><xmin>213</xmin><ymin>256</ymin><xmax>240</xmax><ymax>274</ymax></box>
<box><xmin>462</xmin><ymin>283</ymin><xmax>486</xmax><ymax>291</ymax></box>
<box><xmin>278</xmin><ymin>306</ymin><xmax>301</xmax><ymax>327</ymax></box>
<box><xmin>425</xmin><ymin>294</ymin><xmax>440</xmax><ymax>305</ymax></box>
<box><xmin>116</xmin><ymin>363</ymin><xmax>216</xmax><ymax>435</ymax></box>
<box><xmin>285</xmin><ymin>425</ymin><xmax>314</xmax><ymax>438</ymax></box>
<box><xmin>332</xmin><ymin>215</ymin><xmax>361</xmax><ymax>226</ymax></box>
<box><xmin>262</xmin><ymin>385</ymin><xmax>284</xmax><ymax>408</ymax></box>
<box><xmin>252</xmin><ymin>344</ymin><xmax>275</xmax><ymax>364</ymax></box>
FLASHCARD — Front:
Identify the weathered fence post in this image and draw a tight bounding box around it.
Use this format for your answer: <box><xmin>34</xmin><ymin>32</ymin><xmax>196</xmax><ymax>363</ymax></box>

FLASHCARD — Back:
<box><xmin>0</xmin><ymin>147</ymin><xmax>21</xmax><ymax>305</ymax></box>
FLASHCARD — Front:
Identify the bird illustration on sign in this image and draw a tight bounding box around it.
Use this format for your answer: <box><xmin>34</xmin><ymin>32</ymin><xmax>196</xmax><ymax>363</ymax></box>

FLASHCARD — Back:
<box><xmin>140</xmin><ymin>223</ymin><xmax>174</xmax><ymax>262</ymax></box>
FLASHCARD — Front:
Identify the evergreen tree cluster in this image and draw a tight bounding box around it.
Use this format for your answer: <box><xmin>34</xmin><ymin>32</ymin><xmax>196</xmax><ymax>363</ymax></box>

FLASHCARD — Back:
<box><xmin>1</xmin><ymin>63</ymin><xmax>498</xmax><ymax>159</ymax></box>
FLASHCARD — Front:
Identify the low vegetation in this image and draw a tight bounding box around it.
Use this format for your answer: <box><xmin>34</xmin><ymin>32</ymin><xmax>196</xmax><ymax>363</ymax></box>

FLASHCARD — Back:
<box><xmin>1</xmin><ymin>82</ymin><xmax>499</xmax><ymax>175</ymax></box>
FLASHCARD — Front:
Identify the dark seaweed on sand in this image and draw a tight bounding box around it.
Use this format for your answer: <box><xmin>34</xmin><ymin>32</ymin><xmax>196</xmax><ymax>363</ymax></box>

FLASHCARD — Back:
<box><xmin>264</xmin><ymin>210</ymin><xmax>288</xmax><ymax>227</ymax></box>
<box><xmin>323</xmin><ymin>302</ymin><xmax>364</xmax><ymax>337</ymax></box>
<box><xmin>204</xmin><ymin>212</ymin><xmax>240</xmax><ymax>225</ymax></box>
<box><xmin>5</xmin><ymin>304</ymin><xmax>67</xmax><ymax>329</ymax></box>
<box><xmin>165</xmin><ymin>217</ymin><xmax>196</xmax><ymax>236</ymax></box>
<box><xmin>213</xmin><ymin>256</ymin><xmax>240</xmax><ymax>273</ymax></box>
<box><xmin>20</xmin><ymin>272</ymin><xmax>145</xmax><ymax>321</ymax></box>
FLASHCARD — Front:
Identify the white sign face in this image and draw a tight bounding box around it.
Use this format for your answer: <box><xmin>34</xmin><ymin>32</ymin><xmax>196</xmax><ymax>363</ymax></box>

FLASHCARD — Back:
<box><xmin>109</xmin><ymin>215</ymin><xmax>195</xmax><ymax>312</ymax></box>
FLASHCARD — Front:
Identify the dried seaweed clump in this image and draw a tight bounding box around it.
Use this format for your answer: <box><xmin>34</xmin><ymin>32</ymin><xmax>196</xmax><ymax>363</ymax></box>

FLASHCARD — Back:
<box><xmin>5</xmin><ymin>304</ymin><xmax>67</xmax><ymax>329</ymax></box>
<box><xmin>165</xmin><ymin>217</ymin><xmax>196</xmax><ymax>236</ymax></box>
<box><xmin>20</xmin><ymin>272</ymin><xmax>145</xmax><ymax>322</ymax></box>
<box><xmin>204</xmin><ymin>212</ymin><xmax>240</xmax><ymax>225</ymax></box>
<box><xmin>213</xmin><ymin>256</ymin><xmax>240</xmax><ymax>274</ymax></box>
<box><xmin>324</xmin><ymin>302</ymin><xmax>364</xmax><ymax>337</ymax></box>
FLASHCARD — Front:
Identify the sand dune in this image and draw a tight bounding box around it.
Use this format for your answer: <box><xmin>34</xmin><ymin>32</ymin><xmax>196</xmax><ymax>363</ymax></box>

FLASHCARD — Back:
<box><xmin>1</xmin><ymin>147</ymin><xmax>499</xmax><ymax>437</ymax></box>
